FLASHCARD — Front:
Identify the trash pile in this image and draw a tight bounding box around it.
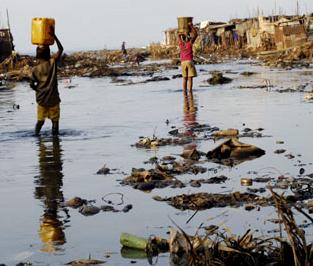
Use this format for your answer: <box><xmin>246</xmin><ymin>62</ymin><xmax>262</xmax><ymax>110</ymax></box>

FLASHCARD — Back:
<box><xmin>206</xmin><ymin>138</ymin><xmax>266</xmax><ymax>166</ymax></box>
<box><xmin>62</xmin><ymin>195</ymin><xmax>133</xmax><ymax>216</ymax></box>
<box><xmin>148</xmin><ymin>43</ymin><xmax>179</xmax><ymax>59</ymax></box>
<box><xmin>133</xmin><ymin>136</ymin><xmax>193</xmax><ymax>148</ymax></box>
<box><xmin>134</xmin><ymin>126</ymin><xmax>267</xmax><ymax>150</ymax></box>
<box><xmin>147</xmin><ymin>40</ymin><xmax>313</xmax><ymax>70</ymax></box>
<box><xmin>122</xmin><ymin>120</ymin><xmax>270</xmax><ymax>192</ymax></box>
<box><xmin>0</xmin><ymin>48</ymin><xmax>154</xmax><ymax>82</ymax></box>
<box><xmin>153</xmin><ymin>191</ymin><xmax>269</xmax><ymax>211</ymax></box>
<box><xmin>60</xmin><ymin>48</ymin><xmax>150</xmax><ymax>78</ymax></box>
<box><xmin>120</xmin><ymin>167</ymin><xmax>184</xmax><ymax>191</ymax></box>
<box><xmin>206</xmin><ymin>71</ymin><xmax>233</xmax><ymax>85</ymax></box>
<box><xmin>304</xmin><ymin>93</ymin><xmax>313</xmax><ymax>101</ymax></box>
<box><xmin>120</xmin><ymin>152</ymin><xmax>213</xmax><ymax>191</ymax></box>
<box><xmin>260</xmin><ymin>42</ymin><xmax>313</xmax><ymax>68</ymax></box>
<box><xmin>149</xmin><ymin>165</ymin><xmax>313</xmax><ymax>211</ymax></box>
<box><xmin>120</xmin><ymin>189</ymin><xmax>313</xmax><ymax>265</ymax></box>
<box><xmin>0</xmin><ymin>54</ymin><xmax>34</xmax><ymax>81</ymax></box>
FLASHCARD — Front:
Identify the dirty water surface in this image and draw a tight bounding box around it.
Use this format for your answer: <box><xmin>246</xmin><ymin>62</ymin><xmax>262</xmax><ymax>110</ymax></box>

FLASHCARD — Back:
<box><xmin>1</xmin><ymin>60</ymin><xmax>313</xmax><ymax>265</ymax></box>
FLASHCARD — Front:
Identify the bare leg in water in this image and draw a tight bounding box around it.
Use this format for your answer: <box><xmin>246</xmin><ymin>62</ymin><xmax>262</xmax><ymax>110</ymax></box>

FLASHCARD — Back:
<box><xmin>183</xmin><ymin>68</ymin><xmax>189</xmax><ymax>95</ymax></box>
<box><xmin>52</xmin><ymin>120</ymin><xmax>59</xmax><ymax>136</ymax></box>
<box><xmin>35</xmin><ymin>120</ymin><xmax>45</xmax><ymax>136</ymax></box>
<box><xmin>183</xmin><ymin>69</ymin><xmax>193</xmax><ymax>95</ymax></box>
<box><xmin>188</xmin><ymin>77</ymin><xmax>193</xmax><ymax>94</ymax></box>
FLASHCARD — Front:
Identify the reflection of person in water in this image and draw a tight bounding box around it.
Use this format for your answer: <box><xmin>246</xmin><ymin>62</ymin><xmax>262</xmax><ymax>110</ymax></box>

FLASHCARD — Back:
<box><xmin>183</xmin><ymin>92</ymin><xmax>197</xmax><ymax>135</ymax></box>
<box><xmin>34</xmin><ymin>136</ymin><xmax>66</xmax><ymax>253</ymax></box>
<box><xmin>183</xmin><ymin>92</ymin><xmax>198</xmax><ymax>152</ymax></box>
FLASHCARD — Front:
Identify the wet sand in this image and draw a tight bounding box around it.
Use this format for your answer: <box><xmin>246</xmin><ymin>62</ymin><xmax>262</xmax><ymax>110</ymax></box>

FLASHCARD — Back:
<box><xmin>0</xmin><ymin>60</ymin><xmax>313</xmax><ymax>265</ymax></box>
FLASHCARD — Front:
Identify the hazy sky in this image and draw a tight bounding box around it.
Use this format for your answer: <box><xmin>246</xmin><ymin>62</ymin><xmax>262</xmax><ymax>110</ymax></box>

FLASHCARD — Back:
<box><xmin>0</xmin><ymin>0</ymin><xmax>312</xmax><ymax>53</ymax></box>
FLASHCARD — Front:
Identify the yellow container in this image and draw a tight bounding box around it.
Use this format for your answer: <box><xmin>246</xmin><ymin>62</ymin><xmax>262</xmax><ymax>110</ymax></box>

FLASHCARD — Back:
<box><xmin>32</xmin><ymin>18</ymin><xmax>55</xmax><ymax>45</ymax></box>
<box><xmin>177</xmin><ymin>17</ymin><xmax>193</xmax><ymax>33</ymax></box>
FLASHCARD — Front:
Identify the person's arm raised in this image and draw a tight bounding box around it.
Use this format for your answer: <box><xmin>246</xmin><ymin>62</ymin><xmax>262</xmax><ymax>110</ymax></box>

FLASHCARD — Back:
<box><xmin>189</xmin><ymin>23</ymin><xmax>198</xmax><ymax>44</ymax></box>
<box><xmin>50</xmin><ymin>27</ymin><xmax>64</xmax><ymax>62</ymax></box>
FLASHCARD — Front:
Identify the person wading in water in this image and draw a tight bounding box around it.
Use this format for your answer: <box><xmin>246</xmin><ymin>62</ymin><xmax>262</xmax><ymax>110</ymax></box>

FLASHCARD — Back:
<box><xmin>30</xmin><ymin>28</ymin><xmax>63</xmax><ymax>136</ymax></box>
<box><xmin>178</xmin><ymin>22</ymin><xmax>198</xmax><ymax>95</ymax></box>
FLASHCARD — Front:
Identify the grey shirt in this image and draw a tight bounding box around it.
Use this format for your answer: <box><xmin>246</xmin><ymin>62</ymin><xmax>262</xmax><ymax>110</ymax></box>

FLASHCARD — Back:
<box><xmin>32</xmin><ymin>58</ymin><xmax>60</xmax><ymax>107</ymax></box>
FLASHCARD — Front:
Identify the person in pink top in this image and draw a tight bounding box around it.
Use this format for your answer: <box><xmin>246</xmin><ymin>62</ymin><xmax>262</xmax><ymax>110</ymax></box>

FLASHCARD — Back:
<box><xmin>178</xmin><ymin>22</ymin><xmax>198</xmax><ymax>95</ymax></box>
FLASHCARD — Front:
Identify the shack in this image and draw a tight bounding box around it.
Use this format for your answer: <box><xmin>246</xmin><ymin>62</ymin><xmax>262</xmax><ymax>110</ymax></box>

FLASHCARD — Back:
<box><xmin>238</xmin><ymin>18</ymin><xmax>261</xmax><ymax>49</ymax></box>
<box><xmin>246</xmin><ymin>16</ymin><xmax>281</xmax><ymax>50</ymax></box>
<box><xmin>274</xmin><ymin>18</ymin><xmax>307</xmax><ymax>50</ymax></box>
<box><xmin>198</xmin><ymin>21</ymin><xmax>226</xmax><ymax>51</ymax></box>
<box><xmin>246</xmin><ymin>16</ymin><xmax>296</xmax><ymax>50</ymax></box>
<box><xmin>163</xmin><ymin>28</ymin><xmax>178</xmax><ymax>47</ymax></box>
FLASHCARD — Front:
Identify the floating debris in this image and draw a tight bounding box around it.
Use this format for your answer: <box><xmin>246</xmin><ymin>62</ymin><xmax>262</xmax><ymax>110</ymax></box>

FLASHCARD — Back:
<box><xmin>206</xmin><ymin>72</ymin><xmax>232</xmax><ymax>85</ymax></box>
<box><xmin>97</xmin><ymin>164</ymin><xmax>110</xmax><ymax>175</ymax></box>
<box><xmin>212</xmin><ymin>128</ymin><xmax>239</xmax><ymax>138</ymax></box>
<box><xmin>154</xmin><ymin>191</ymin><xmax>269</xmax><ymax>211</ymax></box>
<box><xmin>63</xmin><ymin>197</ymin><xmax>88</xmax><ymax>208</ymax></box>
<box><xmin>133</xmin><ymin>136</ymin><xmax>192</xmax><ymax>149</ymax></box>
<box><xmin>206</xmin><ymin>138</ymin><xmax>265</xmax><ymax>166</ymax></box>
<box><xmin>78</xmin><ymin>204</ymin><xmax>101</xmax><ymax>216</ymax></box>
<box><xmin>274</xmin><ymin>149</ymin><xmax>286</xmax><ymax>154</ymax></box>
<box><xmin>120</xmin><ymin>167</ymin><xmax>184</xmax><ymax>191</ymax></box>
<box><xmin>189</xmin><ymin>175</ymin><xmax>227</xmax><ymax>187</ymax></box>
<box><xmin>180</xmin><ymin>148</ymin><xmax>201</xmax><ymax>161</ymax></box>
<box><xmin>240</xmin><ymin>178</ymin><xmax>253</xmax><ymax>186</ymax></box>
<box><xmin>66</xmin><ymin>258</ymin><xmax>105</xmax><ymax>265</ymax></box>
<box><xmin>240</xmin><ymin>71</ymin><xmax>256</xmax><ymax>76</ymax></box>
<box><xmin>304</xmin><ymin>93</ymin><xmax>313</xmax><ymax>101</ymax></box>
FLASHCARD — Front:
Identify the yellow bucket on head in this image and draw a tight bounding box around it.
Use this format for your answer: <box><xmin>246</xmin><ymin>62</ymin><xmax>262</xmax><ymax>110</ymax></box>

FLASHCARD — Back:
<box><xmin>177</xmin><ymin>17</ymin><xmax>193</xmax><ymax>34</ymax></box>
<box><xmin>32</xmin><ymin>18</ymin><xmax>55</xmax><ymax>46</ymax></box>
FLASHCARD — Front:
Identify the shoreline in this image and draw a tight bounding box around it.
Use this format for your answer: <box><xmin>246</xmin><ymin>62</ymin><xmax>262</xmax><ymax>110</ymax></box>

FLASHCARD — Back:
<box><xmin>0</xmin><ymin>41</ymin><xmax>312</xmax><ymax>85</ymax></box>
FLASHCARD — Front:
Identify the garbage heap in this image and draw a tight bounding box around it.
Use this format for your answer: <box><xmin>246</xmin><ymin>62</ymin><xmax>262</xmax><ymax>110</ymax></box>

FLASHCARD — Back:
<box><xmin>0</xmin><ymin>48</ymin><xmax>150</xmax><ymax>81</ymax></box>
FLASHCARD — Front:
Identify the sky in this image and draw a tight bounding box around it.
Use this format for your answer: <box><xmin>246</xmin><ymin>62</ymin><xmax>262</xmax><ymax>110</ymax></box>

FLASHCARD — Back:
<box><xmin>0</xmin><ymin>0</ymin><xmax>312</xmax><ymax>53</ymax></box>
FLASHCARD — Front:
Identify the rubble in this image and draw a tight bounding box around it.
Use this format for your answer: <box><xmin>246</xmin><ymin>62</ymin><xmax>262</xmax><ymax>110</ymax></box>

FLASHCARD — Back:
<box><xmin>180</xmin><ymin>148</ymin><xmax>201</xmax><ymax>161</ymax></box>
<box><xmin>212</xmin><ymin>128</ymin><xmax>239</xmax><ymax>138</ymax></box>
<box><xmin>119</xmin><ymin>187</ymin><xmax>313</xmax><ymax>264</ymax></box>
<box><xmin>274</xmin><ymin>149</ymin><xmax>286</xmax><ymax>154</ymax></box>
<box><xmin>304</xmin><ymin>93</ymin><xmax>313</xmax><ymax>101</ymax></box>
<box><xmin>153</xmin><ymin>191</ymin><xmax>269</xmax><ymax>211</ymax></box>
<box><xmin>240</xmin><ymin>71</ymin><xmax>256</xmax><ymax>76</ymax></box>
<box><xmin>132</xmin><ymin>136</ymin><xmax>193</xmax><ymax>149</ymax></box>
<box><xmin>0</xmin><ymin>48</ymin><xmax>160</xmax><ymax>82</ymax></box>
<box><xmin>78</xmin><ymin>204</ymin><xmax>101</xmax><ymax>216</ymax></box>
<box><xmin>120</xmin><ymin>167</ymin><xmax>185</xmax><ymax>191</ymax></box>
<box><xmin>261</xmin><ymin>42</ymin><xmax>313</xmax><ymax>68</ymax></box>
<box><xmin>148</xmin><ymin>43</ymin><xmax>179</xmax><ymax>59</ymax></box>
<box><xmin>96</xmin><ymin>164</ymin><xmax>110</xmax><ymax>175</ymax></box>
<box><xmin>189</xmin><ymin>175</ymin><xmax>228</xmax><ymax>187</ymax></box>
<box><xmin>63</xmin><ymin>195</ymin><xmax>133</xmax><ymax>215</ymax></box>
<box><xmin>206</xmin><ymin>138</ymin><xmax>266</xmax><ymax>166</ymax></box>
<box><xmin>2</xmin><ymin>39</ymin><xmax>313</xmax><ymax>85</ymax></box>
<box><xmin>63</xmin><ymin>197</ymin><xmax>87</xmax><ymax>208</ymax></box>
<box><xmin>206</xmin><ymin>71</ymin><xmax>233</xmax><ymax>85</ymax></box>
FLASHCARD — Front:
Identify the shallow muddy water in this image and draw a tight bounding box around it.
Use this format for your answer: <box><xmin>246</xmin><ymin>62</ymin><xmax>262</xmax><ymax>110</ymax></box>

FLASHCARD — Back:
<box><xmin>1</xmin><ymin>61</ymin><xmax>313</xmax><ymax>265</ymax></box>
